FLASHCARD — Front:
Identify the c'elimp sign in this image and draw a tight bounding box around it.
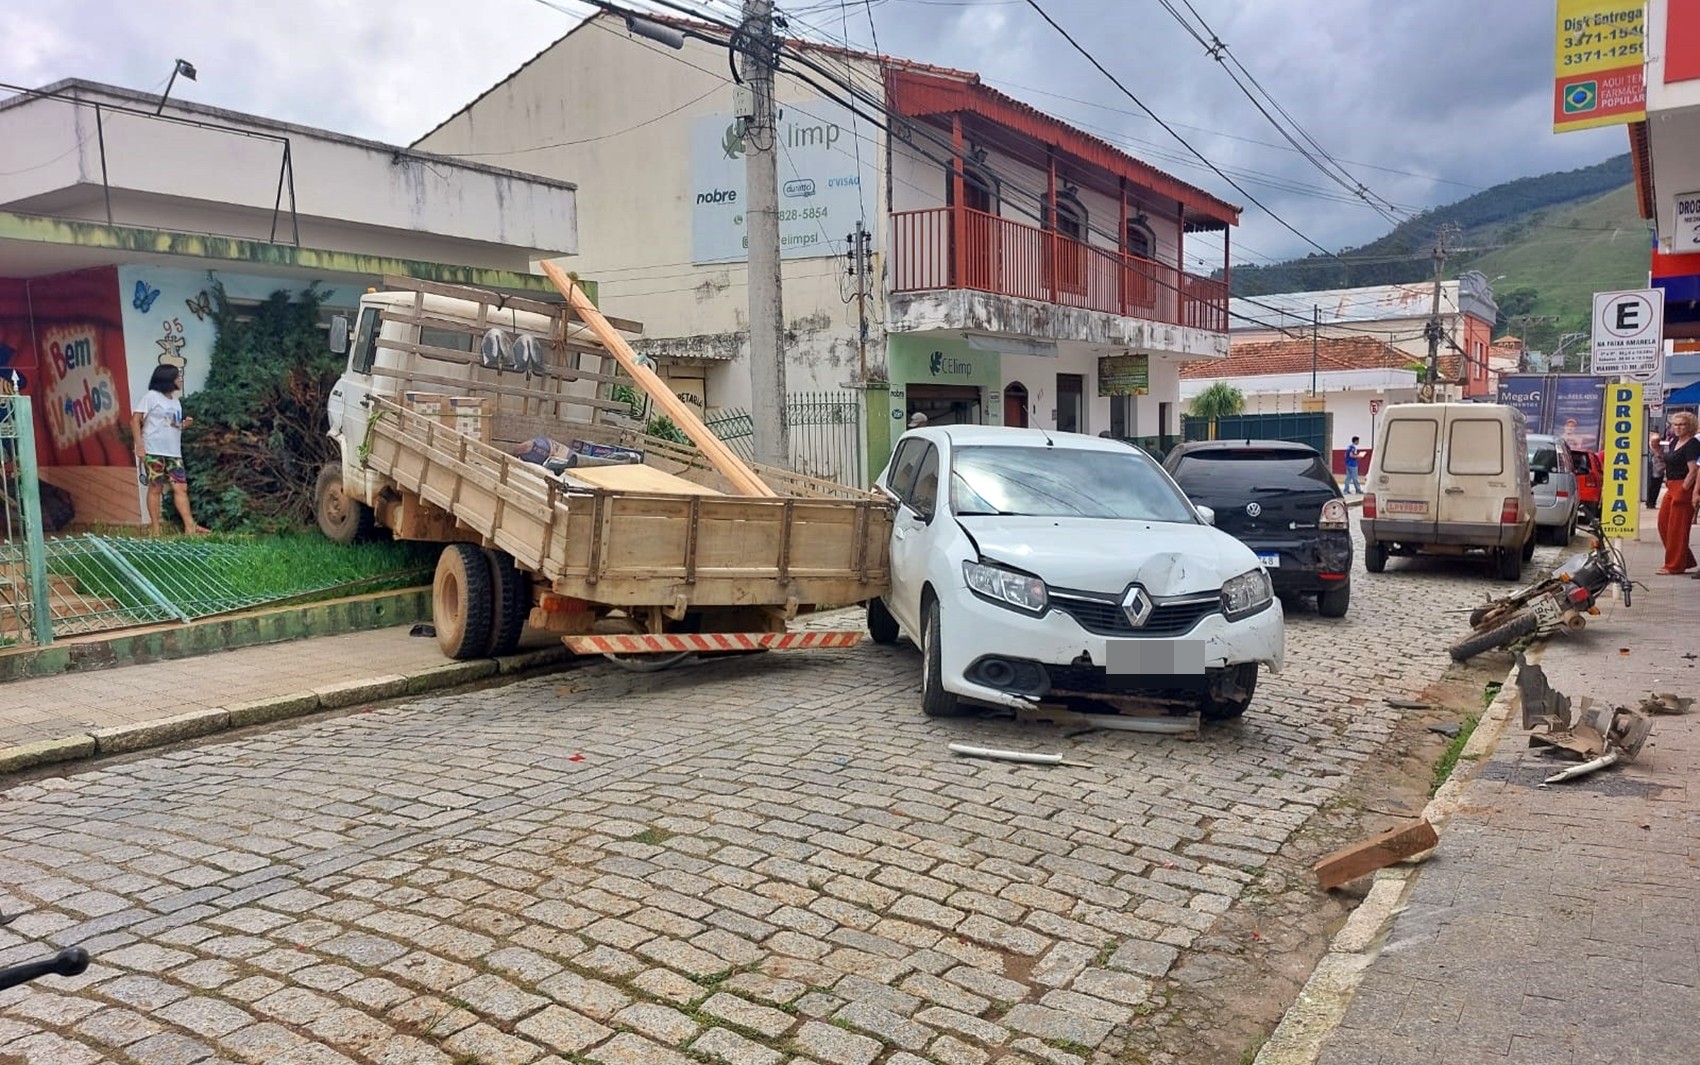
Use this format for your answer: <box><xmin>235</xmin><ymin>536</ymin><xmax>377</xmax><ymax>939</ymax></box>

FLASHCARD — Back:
<box><xmin>1600</xmin><ymin>382</ymin><xmax>1643</xmax><ymax>538</ymax></box>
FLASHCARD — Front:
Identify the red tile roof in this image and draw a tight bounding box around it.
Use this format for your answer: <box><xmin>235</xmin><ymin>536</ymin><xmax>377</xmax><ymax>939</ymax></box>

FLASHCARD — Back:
<box><xmin>1183</xmin><ymin>335</ymin><xmax>1463</xmax><ymax>381</ymax></box>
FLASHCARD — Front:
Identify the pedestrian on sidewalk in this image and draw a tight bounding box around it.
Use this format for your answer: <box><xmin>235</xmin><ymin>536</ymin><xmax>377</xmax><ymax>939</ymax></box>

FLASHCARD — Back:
<box><xmin>1652</xmin><ymin>411</ymin><xmax>1698</xmax><ymax>574</ymax></box>
<box><xmin>1343</xmin><ymin>436</ymin><xmax>1363</xmax><ymax>495</ymax></box>
<box><xmin>132</xmin><ymin>365</ymin><xmax>209</xmax><ymax>538</ymax></box>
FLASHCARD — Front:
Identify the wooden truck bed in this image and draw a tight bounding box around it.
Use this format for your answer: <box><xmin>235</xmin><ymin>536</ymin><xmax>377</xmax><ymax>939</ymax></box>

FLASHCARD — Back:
<box><xmin>362</xmin><ymin>394</ymin><xmax>892</xmax><ymax>612</ymax></box>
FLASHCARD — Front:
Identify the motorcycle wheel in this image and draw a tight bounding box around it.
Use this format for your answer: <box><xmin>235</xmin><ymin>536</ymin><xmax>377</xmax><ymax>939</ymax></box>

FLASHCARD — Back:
<box><xmin>1468</xmin><ymin>604</ymin><xmax>1498</xmax><ymax>628</ymax></box>
<box><xmin>1449</xmin><ymin>611</ymin><xmax>1540</xmax><ymax>663</ymax></box>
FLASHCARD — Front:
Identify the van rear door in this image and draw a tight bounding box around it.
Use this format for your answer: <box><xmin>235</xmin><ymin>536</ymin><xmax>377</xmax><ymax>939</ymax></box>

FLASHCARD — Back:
<box><xmin>1438</xmin><ymin>408</ymin><xmax>1513</xmax><ymax>527</ymax></box>
<box><xmin>1373</xmin><ymin>410</ymin><xmax>1443</xmax><ymax>537</ymax></box>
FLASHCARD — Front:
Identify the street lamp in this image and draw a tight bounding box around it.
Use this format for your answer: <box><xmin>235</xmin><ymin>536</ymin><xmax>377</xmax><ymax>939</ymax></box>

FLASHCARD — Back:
<box><xmin>155</xmin><ymin>59</ymin><xmax>196</xmax><ymax>115</ymax></box>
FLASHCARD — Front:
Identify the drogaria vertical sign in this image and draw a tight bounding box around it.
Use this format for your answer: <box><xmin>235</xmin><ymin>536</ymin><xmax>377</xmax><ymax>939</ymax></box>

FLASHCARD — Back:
<box><xmin>1600</xmin><ymin>382</ymin><xmax>1643</xmax><ymax>538</ymax></box>
<box><xmin>1554</xmin><ymin>0</ymin><xmax>1647</xmax><ymax>133</ymax></box>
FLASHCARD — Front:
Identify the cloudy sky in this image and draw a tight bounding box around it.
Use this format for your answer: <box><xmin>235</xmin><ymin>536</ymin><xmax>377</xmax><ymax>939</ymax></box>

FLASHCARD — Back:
<box><xmin>2</xmin><ymin>0</ymin><xmax>1628</xmax><ymax>269</ymax></box>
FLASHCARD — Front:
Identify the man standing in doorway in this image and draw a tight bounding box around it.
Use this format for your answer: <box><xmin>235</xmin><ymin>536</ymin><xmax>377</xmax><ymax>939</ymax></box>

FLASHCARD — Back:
<box><xmin>1343</xmin><ymin>436</ymin><xmax>1363</xmax><ymax>495</ymax></box>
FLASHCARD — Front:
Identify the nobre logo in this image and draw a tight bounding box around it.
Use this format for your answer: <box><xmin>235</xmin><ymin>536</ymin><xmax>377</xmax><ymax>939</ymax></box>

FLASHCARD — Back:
<box><xmin>696</xmin><ymin>188</ymin><xmax>738</xmax><ymax>205</ymax></box>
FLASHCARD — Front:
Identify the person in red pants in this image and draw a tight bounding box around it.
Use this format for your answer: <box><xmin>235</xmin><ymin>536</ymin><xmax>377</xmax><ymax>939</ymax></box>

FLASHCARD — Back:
<box><xmin>1651</xmin><ymin>411</ymin><xmax>1699</xmax><ymax>574</ymax></box>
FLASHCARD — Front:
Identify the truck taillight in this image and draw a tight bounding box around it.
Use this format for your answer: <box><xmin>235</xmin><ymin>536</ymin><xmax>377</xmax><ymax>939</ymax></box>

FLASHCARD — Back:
<box><xmin>1500</xmin><ymin>497</ymin><xmax>1520</xmax><ymax>524</ymax></box>
<box><xmin>1320</xmin><ymin>499</ymin><xmax>1349</xmax><ymax>529</ymax></box>
<box><xmin>1362</xmin><ymin>493</ymin><xmax>1376</xmax><ymax>518</ymax></box>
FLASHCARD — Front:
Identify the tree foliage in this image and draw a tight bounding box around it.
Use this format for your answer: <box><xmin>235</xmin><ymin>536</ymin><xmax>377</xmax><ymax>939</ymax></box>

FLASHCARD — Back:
<box><xmin>1494</xmin><ymin>287</ymin><xmax>1541</xmax><ymax>334</ymax></box>
<box><xmin>1189</xmin><ymin>382</ymin><xmax>1245</xmax><ymax>420</ymax></box>
<box><xmin>182</xmin><ymin>283</ymin><xmax>339</xmax><ymax>532</ymax></box>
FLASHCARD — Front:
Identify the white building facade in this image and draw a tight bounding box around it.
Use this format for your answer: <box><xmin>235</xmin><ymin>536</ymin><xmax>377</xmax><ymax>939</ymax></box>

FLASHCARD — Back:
<box><xmin>415</xmin><ymin>14</ymin><xmax>1240</xmax><ymax>480</ymax></box>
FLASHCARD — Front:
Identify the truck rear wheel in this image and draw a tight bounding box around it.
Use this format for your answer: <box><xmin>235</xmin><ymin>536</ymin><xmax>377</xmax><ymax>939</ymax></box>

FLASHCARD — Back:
<box><xmin>315</xmin><ymin>465</ymin><xmax>375</xmax><ymax>545</ymax></box>
<box><xmin>434</xmin><ymin>544</ymin><xmax>494</xmax><ymax>660</ymax></box>
<box><xmin>483</xmin><ymin>549</ymin><xmax>529</xmax><ymax>657</ymax></box>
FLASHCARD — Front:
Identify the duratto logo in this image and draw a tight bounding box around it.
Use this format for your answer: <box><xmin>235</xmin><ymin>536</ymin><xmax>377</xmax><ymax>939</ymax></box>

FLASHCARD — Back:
<box><xmin>783</xmin><ymin>179</ymin><xmax>817</xmax><ymax>198</ymax></box>
<box><xmin>696</xmin><ymin>188</ymin><xmax>739</xmax><ymax>205</ymax></box>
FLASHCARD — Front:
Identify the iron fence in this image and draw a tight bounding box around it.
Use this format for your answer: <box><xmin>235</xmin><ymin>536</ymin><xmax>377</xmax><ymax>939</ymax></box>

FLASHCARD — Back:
<box><xmin>706</xmin><ymin>391</ymin><xmax>864</xmax><ymax>486</ymax></box>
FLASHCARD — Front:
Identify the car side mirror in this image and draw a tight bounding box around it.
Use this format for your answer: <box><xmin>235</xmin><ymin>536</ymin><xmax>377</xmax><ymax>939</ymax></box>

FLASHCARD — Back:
<box><xmin>1196</xmin><ymin>504</ymin><xmax>1215</xmax><ymax>526</ymax></box>
<box><xmin>328</xmin><ymin>314</ymin><xmax>351</xmax><ymax>355</ymax></box>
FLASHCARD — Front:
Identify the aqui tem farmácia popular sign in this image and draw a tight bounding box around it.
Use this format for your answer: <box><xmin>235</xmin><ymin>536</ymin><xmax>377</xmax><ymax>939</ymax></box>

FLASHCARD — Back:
<box><xmin>690</xmin><ymin>98</ymin><xmax>879</xmax><ymax>265</ymax></box>
<box><xmin>1553</xmin><ymin>0</ymin><xmax>1646</xmax><ymax>133</ymax></box>
<box><xmin>1600</xmin><ymin>382</ymin><xmax>1643</xmax><ymax>538</ymax></box>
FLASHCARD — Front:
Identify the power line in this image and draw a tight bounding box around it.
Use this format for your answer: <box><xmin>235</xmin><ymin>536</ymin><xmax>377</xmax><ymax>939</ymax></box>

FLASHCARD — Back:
<box><xmin>1016</xmin><ymin>0</ymin><xmax>1341</xmax><ymax>261</ymax></box>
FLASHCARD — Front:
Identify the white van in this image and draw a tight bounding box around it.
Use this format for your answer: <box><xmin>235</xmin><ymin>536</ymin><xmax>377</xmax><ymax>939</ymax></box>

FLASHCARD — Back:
<box><xmin>1360</xmin><ymin>403</ymin><xmax>1536</xmax><ymax>580</ymax></box>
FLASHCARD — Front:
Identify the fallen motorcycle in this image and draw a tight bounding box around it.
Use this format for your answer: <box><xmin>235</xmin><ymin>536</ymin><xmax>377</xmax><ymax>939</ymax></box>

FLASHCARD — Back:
<box><xmin>1449</xmin><ymin>519</ymin><xmax>1631</xmax><ymax>662</ymax></box>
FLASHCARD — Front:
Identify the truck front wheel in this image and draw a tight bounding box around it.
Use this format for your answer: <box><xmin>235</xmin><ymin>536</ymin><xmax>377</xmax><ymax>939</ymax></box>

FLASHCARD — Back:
<box><xmin>434</xmin><ymin>544</ymin><xmax>494</xmax><ymax>660</ymax></box>
<box><xmin>315</xmin><ymin>465</ymin><xmax>375</xmax><ymax>544</ymax></box>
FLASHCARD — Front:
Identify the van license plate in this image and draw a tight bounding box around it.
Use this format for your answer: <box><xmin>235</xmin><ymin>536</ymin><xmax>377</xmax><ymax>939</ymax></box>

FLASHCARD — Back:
<box><xmin>1384</xmin><ymin>500</ymin><xmax>1428</xmax><ymax>514</ymax></box>
<box><xmin>1256</xmin><ymin>553</ymin><xmax>1280</xmax><ymax>568</ymax></box>
<box><xmin>1107</xmin><ymin>640</ymin><xmax>1205</xmax><ymax>675</ymax></box>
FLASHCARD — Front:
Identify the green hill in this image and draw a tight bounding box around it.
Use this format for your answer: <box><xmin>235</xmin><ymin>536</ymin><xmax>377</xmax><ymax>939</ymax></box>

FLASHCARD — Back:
<box><xmin>1227</xmin><ymin>154</ymin><xmax>1649</xmax><ymax>346</ymax></box>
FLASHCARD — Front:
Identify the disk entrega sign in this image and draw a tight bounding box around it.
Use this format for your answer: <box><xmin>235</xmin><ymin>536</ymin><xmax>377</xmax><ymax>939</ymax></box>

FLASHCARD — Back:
<box><xmin>1098</xmin><ymin>353</ymin><xmax>1150</xmax><ymax>396</ymax></box>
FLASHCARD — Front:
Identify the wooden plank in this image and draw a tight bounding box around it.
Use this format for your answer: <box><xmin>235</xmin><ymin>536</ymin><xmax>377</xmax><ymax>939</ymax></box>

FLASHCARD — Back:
<box><xmin>371</xmin><ymin>334</ymin><xmax>626</xmax><ymax>386</ymax></box>
<box><xmin>541</xmin><ymin>260</ymin><xmax>776</xmax><ymax>498</ymax></box>
<box><xmin>376</xmin><ymin>309</ymin><xmax>620</xmax><ymax>365</ymax></box>
<box><xmin>1313</xmin><ymin>820</ymin><xmax>1438</xmax><ymax>890</ymax></box>
<box><xmin>366</xmin><ymin>363</ymin><xmax>629</xmax><ymax>413</ymax></box>
<box><xmin>380</xmin><ymin>273</ymin><xmax>645</xmax><ymax>334</ymax></box>
<box><xmin>566</xmin><ymin>465</ymin><xmax>725</xmax><ymax>496</ymax></box>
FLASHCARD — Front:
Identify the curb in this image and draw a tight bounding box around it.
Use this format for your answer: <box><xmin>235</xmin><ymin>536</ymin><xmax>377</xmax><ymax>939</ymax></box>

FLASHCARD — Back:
<box><xmin>0</xmin><ymin>645</ymin><xmax>578</xmax><ymax>777</ymax></box>
<box><xmin>0</xmin><ymin>588</ymin><xmax>432</xmax><ymax>684</ymax></box>
<box><xmin>1253</xmin><ymin>650</ymin><xmax>1530</xmax><ymax>1065</ymax></box>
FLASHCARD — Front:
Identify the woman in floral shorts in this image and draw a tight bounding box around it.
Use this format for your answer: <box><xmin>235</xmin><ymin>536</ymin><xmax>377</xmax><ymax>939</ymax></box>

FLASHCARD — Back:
<box><xmin>132</xmin><ymin>364</ymin><xmax>208</xmax><ymax>536</ymax></box>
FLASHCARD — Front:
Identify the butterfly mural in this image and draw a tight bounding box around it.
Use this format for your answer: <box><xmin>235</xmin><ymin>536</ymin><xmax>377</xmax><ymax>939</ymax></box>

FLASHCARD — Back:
<box><xmin>132</xmin><ymin>279</ymin><xmax>161</xmax><ymax>313</ymax></box>
<box><xmin>185</xmin><ymin>290</ymin><xmax>212</xmax><ymax>321</ymax></box>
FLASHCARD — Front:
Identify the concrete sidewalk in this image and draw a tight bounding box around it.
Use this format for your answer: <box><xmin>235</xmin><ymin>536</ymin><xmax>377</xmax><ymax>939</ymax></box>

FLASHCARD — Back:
<box><xmin>0</xmin><ymin>625</ymin><xmax>573</xmax><ymax>772</ymax></box>
<box><xmin>1267</xmin><ymin>520</ymin><xmax>1699</xmax><ymax>1065</ymax></box>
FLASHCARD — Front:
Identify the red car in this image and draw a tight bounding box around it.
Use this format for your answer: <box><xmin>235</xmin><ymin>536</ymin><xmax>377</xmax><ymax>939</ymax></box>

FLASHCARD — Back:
<box><xmin>1569</xmin><ymin>447</ymin><xmax>1603</xmax><ymax>522</ymax></box>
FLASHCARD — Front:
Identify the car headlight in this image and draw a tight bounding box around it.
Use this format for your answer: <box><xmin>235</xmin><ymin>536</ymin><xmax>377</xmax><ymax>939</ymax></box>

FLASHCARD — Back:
<box><xmin>1221</xmin><ymin>568</ymin><xmax>1273</xmax><ymax>621</ymax></box>
<box><xmin>962</xmin><ymin>560</ymin><xmax>1048</xmax><ymax>615</ymax></box>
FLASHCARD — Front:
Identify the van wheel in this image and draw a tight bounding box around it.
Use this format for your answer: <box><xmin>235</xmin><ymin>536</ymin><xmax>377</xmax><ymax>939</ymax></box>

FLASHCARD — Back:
<box><xmin>433</xmin><ymin>544</ymin><xmax>494</xmax><ymax>660</ymax></box>
<box><xmin>920</xmin><ymin>600</ymin><xmax>968</xmax><ymax>718</ymax></box>
<box><xmin>315</xmin><ymin>465</ymin><xmax>375</xmax><ymax>544</ymax></box>
<box><xmin>1521</xmin><ymin>530</ymin><xmax>1537</xmax><ymax>561</ymax></box>
<box><xmin>1494</xmin><ymin>546</ymin><xmax>1522</xmax><ymax>581</ymax></box>
<box><xmin>1364</xmin><ymin>541</ymin><xmax>1388</xmax><ymax>574</ymax></box>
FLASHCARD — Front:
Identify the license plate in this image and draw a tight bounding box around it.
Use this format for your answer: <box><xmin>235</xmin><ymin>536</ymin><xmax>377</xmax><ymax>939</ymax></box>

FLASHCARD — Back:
<box><xmin>1256</xmin><ymin>553</ymin><xmax>1280</xmax><ymax>568</ymax></box>
<box><xmin>1533</xmin><ymin>596</ymin><xmax>1563</xmax><ymax>626</ymax></box>
<box><xmin>1107</xmin><ymin>640</ymin><xmax>1205</xmax><ymax>675</ymax></box>
<box><xmin>1384</xmin><ymin>499</ymin><xmax>1428</xmax><ymax>514</ymax></box>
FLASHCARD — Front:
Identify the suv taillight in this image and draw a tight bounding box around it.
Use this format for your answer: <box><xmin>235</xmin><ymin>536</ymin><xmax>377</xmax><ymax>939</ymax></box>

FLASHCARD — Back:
<box><xmin>1500</xmin><ymin>497</ymin><xmax>1520</xmax><ymax>524</ymax></box>
<box><xmin>1320</xmin><ymin>499</ymin><xmax>1349</xmax><ymax>529</ymax></box>
<box><xmin>1362</xmin><ymin>493</ymin><xmax>1376</xmax><ymax>518</ymax></box>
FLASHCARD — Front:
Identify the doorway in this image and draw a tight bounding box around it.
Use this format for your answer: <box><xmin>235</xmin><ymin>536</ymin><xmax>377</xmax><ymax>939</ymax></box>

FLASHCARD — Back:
<box><xmin>1056</xmin><ymin>373</ymin><xmax>1085</xmax><ymax>433</ymax></box>
<box><xmin>1003</xmin><ymin>381</ymin><xmax>1029</xmax><ymax>427</ymax></box>
<box><xmin>907</xmin><ymin>383</ymin><xmax>983</xmax><ymax>427</ymax></box>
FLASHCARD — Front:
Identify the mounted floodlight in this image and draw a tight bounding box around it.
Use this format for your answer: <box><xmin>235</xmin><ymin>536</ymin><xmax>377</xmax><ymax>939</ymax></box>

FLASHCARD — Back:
<box><xmin>156</xmin><ymin>58</ymin><xmax>197</xmax><ymax>115</ymax></box>
<box><xmin>626</xmin><ymin>16</ymin><xmax>685</xmax><ymax>49</ymax></box>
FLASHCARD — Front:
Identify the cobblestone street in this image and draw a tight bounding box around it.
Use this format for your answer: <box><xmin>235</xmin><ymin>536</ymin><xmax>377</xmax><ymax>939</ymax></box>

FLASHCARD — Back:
<box><xmin>0</xmin><ymin>541</ymin><xmax>1557</xmax><ymax>1065</ymax></box>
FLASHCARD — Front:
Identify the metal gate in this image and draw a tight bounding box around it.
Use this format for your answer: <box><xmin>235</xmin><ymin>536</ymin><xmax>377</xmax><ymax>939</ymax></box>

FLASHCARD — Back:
<box><xmin>1182</xmin><ymin>411</ymin><xmax>1333</xmax><ymax>456</ymax></box>
<box><xmin>706</xmin><ymin>391</ymin><xmax>864</xmax><ymax>486</ymax></box>
<box><xmin>1</xmin><ymin>392</ymin><xmax>52</xmax><ymax>646</ymax></box>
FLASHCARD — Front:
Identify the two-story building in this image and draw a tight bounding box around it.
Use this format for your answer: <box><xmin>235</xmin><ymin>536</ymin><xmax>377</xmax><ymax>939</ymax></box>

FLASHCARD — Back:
<box><xmin>415</xmin><ymin>12</ymin><xmax>1239</xmax><ymax>481</ymax></box>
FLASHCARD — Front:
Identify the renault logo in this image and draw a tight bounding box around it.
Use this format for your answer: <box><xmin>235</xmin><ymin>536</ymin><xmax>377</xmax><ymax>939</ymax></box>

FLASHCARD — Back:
<box><xmin>1246</xmin><ymin>502</ymin><xmax>1262</xmax><ymax>517</ymax></box>
<box><xmin>1121</xmin><ymin>586</ymin><xmax>1154</xmax><ymax>628</ymax></box>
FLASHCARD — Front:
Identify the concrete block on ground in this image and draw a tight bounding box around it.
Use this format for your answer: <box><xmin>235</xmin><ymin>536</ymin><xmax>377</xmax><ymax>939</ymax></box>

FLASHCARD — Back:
<box><xmin>226</xmin><ymin>692</ymin><xmax>322</xmax><ymax>729</ymax></box>
<box><xmin>314</xmin><ymin>675</ymin><xmax>408</xmax><ymax>710</ymax></box>
<box><xmin>404</xmin><ymin>660</ymin><xmax>498</xmax><ymax>694</ymax></box>
<box><xmin>0</xmin><ymin>734</ymin><xmax>97</xmax><ymax>773</ymax></box>
<box><xmin>93</xmin><ymin>708</ymin><xmax>231</xmax><ymax>755</ymax></box>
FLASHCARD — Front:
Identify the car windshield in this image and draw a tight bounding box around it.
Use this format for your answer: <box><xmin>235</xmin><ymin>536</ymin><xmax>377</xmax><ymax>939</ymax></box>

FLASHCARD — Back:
<box><xmin>1528</xmin><ymin>444</ymin><xmax>1559</xmax><ymax>472</ymax></box>
<box><xmin>950</xmin><ymin>445</ymin><xmax>1197</xmax><ymax>522</ymax></box>
<box><xmin>1171</xmin><ymin>449</ymin><xmax>1334</xmax><ymax>492</ymax></box>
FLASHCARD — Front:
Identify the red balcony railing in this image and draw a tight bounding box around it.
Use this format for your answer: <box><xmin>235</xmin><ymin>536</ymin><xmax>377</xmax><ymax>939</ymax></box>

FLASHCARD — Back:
<box><xmin>891</xmin><ymin>206</ymin><xmax>1228</xmax><ymax>333</ymax></box>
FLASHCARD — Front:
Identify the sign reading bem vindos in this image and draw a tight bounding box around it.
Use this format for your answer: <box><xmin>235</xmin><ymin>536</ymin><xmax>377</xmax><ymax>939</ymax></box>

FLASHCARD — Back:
<box><xmin>690</xmin><ymin>98</ymin><xmax>880</xmax><ymax>265</ymax></box>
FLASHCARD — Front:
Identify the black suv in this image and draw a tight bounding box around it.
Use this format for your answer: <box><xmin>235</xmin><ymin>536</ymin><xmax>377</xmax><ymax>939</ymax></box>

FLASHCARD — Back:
<box><xmin>1163</xmin><ymin>440</ymin><xmax>1353</xmax><ymax>617</ymax></box>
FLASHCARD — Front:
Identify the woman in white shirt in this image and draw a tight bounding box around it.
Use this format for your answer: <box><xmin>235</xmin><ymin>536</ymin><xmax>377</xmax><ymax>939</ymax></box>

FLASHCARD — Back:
<box><xmin>131</xmin><ymin>364</ymin><xmax>208</xmax><ymax>536</ymax></box>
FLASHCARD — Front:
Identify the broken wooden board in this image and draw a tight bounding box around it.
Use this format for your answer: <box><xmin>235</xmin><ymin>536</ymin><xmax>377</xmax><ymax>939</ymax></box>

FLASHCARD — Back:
<box><xmin>565</xmin><ymin>464</ymin><xmax>724</xmax><ymax>496</ymax></box>
<box><xmin>1313</xmin><ymin>819</ymin><xmax>1439</xmax><ymax>890</ymax></box>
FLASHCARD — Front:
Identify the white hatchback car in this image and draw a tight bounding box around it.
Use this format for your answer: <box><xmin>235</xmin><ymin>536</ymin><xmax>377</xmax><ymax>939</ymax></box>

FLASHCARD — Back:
<box><xmin>868</xmin><ymin>426</ymin><xmax>1284</xmax><ymax>721</ymax></box>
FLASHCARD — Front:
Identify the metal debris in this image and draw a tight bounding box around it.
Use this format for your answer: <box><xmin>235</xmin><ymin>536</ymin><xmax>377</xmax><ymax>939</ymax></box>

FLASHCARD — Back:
<box><xmin>947</xmin><ymin>742</ymin><xmax>1093</xmax><ymax>768</ymax></box>
<box><xmin>1516</xmin><ymin>657</ymin><xmax>1660</xmax><ymax>786</ymax></box>
<box><xmin>1640</xmin><ymin>692</ymin><xmax>1694</xmax><ymax>715</ymax></box>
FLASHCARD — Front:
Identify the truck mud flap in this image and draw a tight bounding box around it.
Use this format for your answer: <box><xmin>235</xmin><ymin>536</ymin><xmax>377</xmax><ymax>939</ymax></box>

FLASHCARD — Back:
<box><xmin>564</xmin><ymin>631</ymin><xmax>863</xmax><ymax>655</ymax></box>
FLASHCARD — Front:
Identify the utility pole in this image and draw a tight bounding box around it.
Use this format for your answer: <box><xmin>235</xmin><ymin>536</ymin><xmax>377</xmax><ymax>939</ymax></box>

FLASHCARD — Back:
<box><xmin>1421</xmin><ymin>226</ymin><xmax>1457</xmax><ymax>402</ymax></box>
<box><xmin>741</xmin><ymin>0</ymin><xmax>788</xmax><ymax>467</ymax></box>
<box><xmin>1310</xmin><ymin>304</ymin><xmax>1319</xmax><ymax>396</ymax></box>
<box><xmin>846</xmin><ymin>220</ymin><xmax>872</xmax><ymax>381</ymax></box>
